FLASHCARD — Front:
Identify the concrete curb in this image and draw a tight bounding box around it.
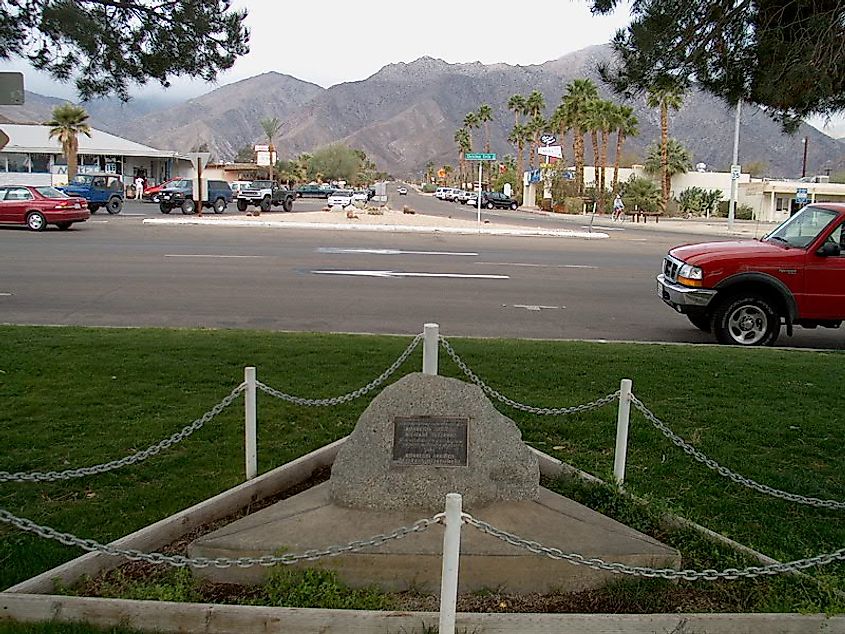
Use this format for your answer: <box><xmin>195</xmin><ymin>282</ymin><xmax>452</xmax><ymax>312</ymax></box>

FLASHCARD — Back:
<box><xmin>141</xmin><ymin>217</ymin><xmax>609</xmax><ymax>239</ymax></box>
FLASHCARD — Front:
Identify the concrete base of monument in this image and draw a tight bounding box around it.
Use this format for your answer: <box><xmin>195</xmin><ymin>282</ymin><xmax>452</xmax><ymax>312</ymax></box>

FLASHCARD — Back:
<box><xmin>188</xmin><ymin>482</ymin><xmax>679</xmax><ymax>593</ymax></box>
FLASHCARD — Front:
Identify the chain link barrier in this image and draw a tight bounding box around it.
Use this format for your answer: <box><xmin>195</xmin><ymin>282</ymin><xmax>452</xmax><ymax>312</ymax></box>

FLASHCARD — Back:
<box><xmin>630</xmin><ymin>396</ymin><xmax>845</xmax><ymax>511</ymax></box>
<box><xmin>257</xmin><ymin>334</ymin><xmax>423</xmax><ymax>406</ymax></box>
<box><xmin>0</xmin><ymin>384</ymin><xmax>246</xmax><ymax>484</ymax></box>
<box><xmin>462</xmin><ymin>513</ymin><xmax>845</xmax><ymax>581</ymax></box>
<box><xmin>439</xmin><ymin>337</ymin><xmax>619</xmax><ymax>415</ymax></box>
<box><xmin>0</xmin><ymin>507</ymin><xmax>441</xmax><ymax>569</ymax></box>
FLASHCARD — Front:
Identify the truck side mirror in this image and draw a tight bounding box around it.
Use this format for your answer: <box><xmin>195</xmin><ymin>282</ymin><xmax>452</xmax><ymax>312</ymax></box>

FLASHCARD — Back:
<box><xmin>817</xmin><ymin>242</ymin><xmax>841</xmax><ymax>257</ymax></box>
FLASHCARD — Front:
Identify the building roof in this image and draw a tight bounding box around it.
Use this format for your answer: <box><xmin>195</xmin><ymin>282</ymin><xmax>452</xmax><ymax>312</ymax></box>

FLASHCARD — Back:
<box><xmin>0</xmin><ymin>123</ymin><xmax>179</xmax><ymax>159</ymax></box>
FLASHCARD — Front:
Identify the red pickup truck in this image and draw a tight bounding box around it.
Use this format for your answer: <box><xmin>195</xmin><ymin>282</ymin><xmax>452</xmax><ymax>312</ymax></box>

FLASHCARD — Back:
<box><xmin>657</xmin><ymin>203</ymin><xmax>845</xmax><ymax>346</ymax></box>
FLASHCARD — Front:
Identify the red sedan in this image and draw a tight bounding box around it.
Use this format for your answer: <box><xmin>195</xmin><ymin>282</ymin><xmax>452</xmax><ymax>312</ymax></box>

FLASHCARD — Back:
<box><xmin>0</xmin><ymin>185</ymin><xmax>90</xmax><ymax>231</ymax></box>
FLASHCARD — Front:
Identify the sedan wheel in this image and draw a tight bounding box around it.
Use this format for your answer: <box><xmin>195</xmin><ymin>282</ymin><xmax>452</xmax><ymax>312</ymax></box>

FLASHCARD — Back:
<box><xmin>510</xmin><ymin>202</ymin><xmax>518</xmax><ymax>210</ymax></box>
<box><xmin>26</xmin><ymin>211</ymin><xmax>47</xmax><ymax>232</ymax></box>
<box><xmin>486</xmin><ymin>201</ymin><xmax>494</xmax><ymax>209</ymax></box>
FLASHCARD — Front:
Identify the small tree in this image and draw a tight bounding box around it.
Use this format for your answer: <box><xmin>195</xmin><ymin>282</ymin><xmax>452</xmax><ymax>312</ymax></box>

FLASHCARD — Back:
<box><xmin>46</xmin><ymin>103</ymin><xmax>92</xmax><ymax>181</ymax></box>
<box><xmin>622</xmin><ymin>176</ymin><xmax>661</xmax><ymax>212</ymax></box>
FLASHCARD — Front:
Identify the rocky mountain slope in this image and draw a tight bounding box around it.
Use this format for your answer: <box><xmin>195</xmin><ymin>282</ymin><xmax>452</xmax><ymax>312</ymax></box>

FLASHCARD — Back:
<box><xmin>1</xmin><ymin>46</ymin><xmax>841</xmax><ymax>177</ymax></box>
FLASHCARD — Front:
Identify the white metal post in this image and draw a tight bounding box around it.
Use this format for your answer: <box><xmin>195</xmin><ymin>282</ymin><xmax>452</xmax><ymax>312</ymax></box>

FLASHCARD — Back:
<box><xmin>245</xmin><ymin>366</ymin><xmax>257</xmax><ymax>480</ymax></box>
<box><xmin>613</xmin><ymin>378</ymin><xmax>633</xmax><ymax>484</ymax></box>
<box><xmin>728</xmin><ymin>99</ymin><xmax>742</xmax><ymax>230</ymax></box>
<box><xmin>423</xmin><ymin>323</ymin><xmax>439</xmax><ymax>376</ymax></box>
<box><xmin>477</xmin><ymin>161</ymin><xmax>482</xmax><ymax>229</ymax></box>
<box><xmin>438</xmin><ymin>493</ymin><xmax>463</xmax><ymax>634</ymax></box>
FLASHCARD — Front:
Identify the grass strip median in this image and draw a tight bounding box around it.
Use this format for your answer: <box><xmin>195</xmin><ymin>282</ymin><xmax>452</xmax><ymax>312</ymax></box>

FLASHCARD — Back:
<box><xmin>0</xmin><ymin>325</ymin><xmax>842</xmax><ymax>616</ymax></box>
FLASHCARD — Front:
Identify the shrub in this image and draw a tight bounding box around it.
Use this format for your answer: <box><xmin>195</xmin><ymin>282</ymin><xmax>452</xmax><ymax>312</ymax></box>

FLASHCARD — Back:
<box><xmin>421</xmin><ymin>183</ymin><xmax>436</xmax><ymax>193</ymax></box>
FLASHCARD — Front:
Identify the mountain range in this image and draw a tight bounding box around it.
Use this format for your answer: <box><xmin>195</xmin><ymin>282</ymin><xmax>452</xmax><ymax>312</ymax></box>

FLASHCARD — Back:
<box><xmin>2</xmin><ymin>44</ymin><xmax>842</xmax><ymax>178</ymax></box>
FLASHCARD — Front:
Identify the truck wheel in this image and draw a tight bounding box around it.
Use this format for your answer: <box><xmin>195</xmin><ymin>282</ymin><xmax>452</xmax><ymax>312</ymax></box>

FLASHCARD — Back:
<box><xmin>687</xmin><ymin>313</ymin><xmax>712</xmax><ymax>333</ymax></box>
<box><xmin>159</xmin><ymin>203</ymin><xmax>171</xmax><ymax>214</ymax></box>
<box><xmin>106</xmin><ymin>196</ymin><xmax>122</xmax><ymax>214</ymax></box>
<box><xmin>283</xmin><ymin>197</ymin><xmax>293</xmax><ymax>212</ymax></box>
<box><xmin>213</xmin><ymin>198</ymin><xmax>226</xmax><ymax>214</ymax></box>
<box><xmin>712</xmin><ymin>294</ymin><xmax>780</xmax><ymax>346</ymax></box>
<box><xmin>486</xmin><ymin>201</ymin><xmax>494</xmax><ymax>209</ymax></box>
<box><xmin>260</xmin><ymin>196</ymin><xmax>271</xmax><ymax>212</ymax></box>
<box><xmin>181</xmin><ymin>199</ymin><xmax>196</xmax><ymax>215</ymax></box>
<box><xmin>236</xmin><ymin>199</ymin><xmax>248</xmax><ymax>212</ymax></box>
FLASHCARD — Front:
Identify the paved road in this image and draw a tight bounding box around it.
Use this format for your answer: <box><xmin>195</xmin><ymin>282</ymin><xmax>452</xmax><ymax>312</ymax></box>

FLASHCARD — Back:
<box><xmin>1</xmin><ymin>200</ymin><xmax>842</xmax><ymax>350</ymax></box>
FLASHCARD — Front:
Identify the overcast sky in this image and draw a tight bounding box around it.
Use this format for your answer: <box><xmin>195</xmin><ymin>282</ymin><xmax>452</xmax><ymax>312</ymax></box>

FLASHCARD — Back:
<box><xmin>2</xmin><ymin>0</ymin><xmax>843</xmax><ymax>135</ymax></box>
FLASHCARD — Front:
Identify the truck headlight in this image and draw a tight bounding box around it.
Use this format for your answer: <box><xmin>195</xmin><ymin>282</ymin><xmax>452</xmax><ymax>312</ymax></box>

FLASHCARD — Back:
<box><xmin>678</xmin><ymin>264</ymin><xmax>703</xmax><ymax>287</ymax></box>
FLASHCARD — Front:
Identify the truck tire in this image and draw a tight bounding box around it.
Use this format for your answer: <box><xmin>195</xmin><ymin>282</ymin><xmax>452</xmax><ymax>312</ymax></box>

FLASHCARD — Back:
<box><xmin>181</xmin><ymin>199</ymin><xmax>196</xmax><ymax>215</ymax></box>
<box><xmin>106</xmin><ymin>196</ymin><xmax>122</xmax><ymax>214</ymax></box>
<box><xmin>236</xmin><ymin>199</ymin><xmax>248</xmax><ymax>212</ymax></box>
<box><xmin>213</xmin><ymin>198</ymin><xmax>226</xmax><ymax>214</ymax></box>
<box><xmin>486</xmin><ymin>201</ymin><xmax>495</xmax><ymax>209</ymax></box>
<box><xmin>712</xmin><ymin>294</ymin><xmax>780</xmax><ymax>346</ymax></box>
<box><xmin>159</xmin><ymin>203</ymin><xmax>172</xmax><ymax>214</ymax></box>
<box><xmin>283</xmin><ymin>197</ymin><xmax>293</xmax><ymax>212</ymax></box>
<box><xmin>260</xmin><ymin>196</ymin><xmax>271</xmax><ymax>212</ymax></box>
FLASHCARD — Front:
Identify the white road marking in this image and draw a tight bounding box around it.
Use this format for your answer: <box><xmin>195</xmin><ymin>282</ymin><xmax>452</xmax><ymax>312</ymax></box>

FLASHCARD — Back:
<box><xmin>0</xmin><ymin>292</ymin><xmax>12</xmax><ymax>297</ymax></box>
<box><xmin>318</xmin><ymin>248</ymin><xmax>478</xmax><ymax>256</ymax></box>
<box><xmin>165</xmin><ymin>254</ymin><xmax>267</xmax><ymax>259</ymax></box>
<box><xmin>512</xmin><ymin>304</ymin><xmax>561</xmax><ymax>311</ymax></box>
<box><xmin>583</xmin><ymin>225</ymin><xmax>625</xmax><ymax>232</ymax></box>
<box><xmin>312</xmin><ymin>270</ymin><xmax>509</xmax><ymax>279</ymax></box>
<box><xmin>475</xmin><ymin>261</ymin><xmax>597</xmax><ymax>269</ymax></box>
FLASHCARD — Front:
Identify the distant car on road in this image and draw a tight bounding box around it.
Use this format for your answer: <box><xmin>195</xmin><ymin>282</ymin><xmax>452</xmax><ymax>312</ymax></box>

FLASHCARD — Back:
<box><xmin>236</xmin><ymin>180</ymin><xmax>294</xmax><ymax>212</ymax></box>
<box><xmin>466</xmin><ymin>191</ymin><xmax>519</xmax><ymax>210</ymax></box>
<box><xmin>352</xmin><ymin>190</ymin><xmax>369</xmax><ymax>204</ymax></box>
<box><xmin>454</xmin><ymin>190</ymin><xmax>472</xmax><ymax>204</ymax></box>
<box><xmin>327</xmin><ymin>189</ymin><xmax>354</xmax><ymax>207</ymax></box>
<box><xmin>158</xmin><ymin>178</ymin><xmax>233</xmax><ymax>214</ymax></box>
<box><xmin>142</xmin><ymin>178</ymin><xmax>177</xmax><ymax>203</ymax></box>
<box><xmin>398</xmin><ymin>186</ymin><xmax>408</xmax><ymax>195</ymax></box>
<box><xmin>58</xmin><ymin>173</ymin><xmax>124</xmax><ymax>214</ymax></box>
<box><xmin>296</xmin><ymin>184</ymin><xmax>334</xmax><ymax>198</ymax></box>
<box><xmin>0</xmin><ymin>184</ymin><xmax>89</xmax><ymax>231</ymax></box>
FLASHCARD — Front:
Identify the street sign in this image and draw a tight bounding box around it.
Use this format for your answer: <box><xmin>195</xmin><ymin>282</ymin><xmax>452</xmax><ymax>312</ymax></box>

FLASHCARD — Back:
<box><xmin>0</xmin><ymin>72</ymin><xmax>24</xmax><ymax>105</ymax></box>
<box><xmin>538</xmin><ymin>145</ymin><xmax>563</xmax><ymax>159</ymax></box>
<box><xmin>540</xmin><ymin>134</ymin><xmax>556</xmax><ymax>146</ymax></box>
<box><xmin>185</xmin><ymin>152</ymin><xmax>211</xmax><ymax>170</ymax></box>
<box><xmin>796</xmin><ymin>187</ymin><xmax>808</xmax><ymax>203</ymax></box>
<box><xmin>465</xmin><ymin>152</ymin><xmax>496</xmax><ymax>161</ymax></box>
<box><xmin>0</xmin><ymin>128</ymin><xmax>9</xmax><ymax>152</ymax></box>
<box><xmin>730</xmin><ymin>164</ymin><xmax>741</xmax><ymax>180</ymax></box>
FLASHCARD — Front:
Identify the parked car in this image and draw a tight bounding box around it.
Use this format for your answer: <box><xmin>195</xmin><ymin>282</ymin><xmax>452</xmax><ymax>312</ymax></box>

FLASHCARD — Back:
<box><xmin>327</xmin><ymin>189</ymin><xmax>355</xmax><ymax>207</ymax></box>
<box><xmin>443</xmin><ymin>188</ymin><xmax>464</xmax><ymax>202</ymax></box>
<box><xmin>236</xmin><ymin>180</ymin><xmax>294</xmax><ymax>212</ymax></box>
<box><xmin>398</xmin><ymin>187</ymin><xmax>408</xmax><ymax>195</ymax></box>
<box><xmin>466</xmin><ymin>191</ymin><xmax>519</xmax><ymax>210</ymax></box>
<box><xmin>657</xmin><ymin>203</ymin><xmax>845</xmax><ymax>346</ymax></box>
<box><xmin>158</xmin><ymin>179</ymin><xmax>233</xmax><ymax>214</ymax></box>
<box><xmin>58</xmin><ymin>172</ymin><xmax>124</xmax><ymax>214</ymax></box>
<box><xmin>0</xmin><ymin>184</ymin><xmax>89</xmax><ymax>231</ymax></box>
<box><xmin>141</xmin><ymin>178</ymin><xmax>178</xmax><ymax>203</ymax></box>
<box><xmin>454</xmin><ymin>190</ymin><xmax>472</xmax><ymax>204</ymax></box>
<box><xmin>296</xmin><ymin>184</ymin><xmax>334</xmax><ymax>198</ymax></box>
<box><xmin>435</xmin><ymin>187</ymin><xmax>450</xmax><ymax>200</ymax></box>
<box><xmin>352</xmin><ymin>190</ymin><xmax>369</xmax><ymax>203</ymax></box>
<box><xmin>228</xmin><ymin>181</ymin><xmax>254</xmax><ymax>196</ymax></box>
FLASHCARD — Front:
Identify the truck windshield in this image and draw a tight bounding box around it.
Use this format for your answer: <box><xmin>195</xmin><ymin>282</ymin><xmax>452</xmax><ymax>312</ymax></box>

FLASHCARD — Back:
<box><xmin>764</xmin><ymin>206</ymin><xmax>839</xmax><ymax>249</ymax></box>
<box><xmin>70</xmin><ymin>175</ymin><xmax>93</xmax><ymax>185</ymax></box>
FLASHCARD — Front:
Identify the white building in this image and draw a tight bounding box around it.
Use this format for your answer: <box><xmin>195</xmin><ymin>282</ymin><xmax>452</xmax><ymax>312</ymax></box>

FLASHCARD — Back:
<box><xmin>0</xmin><ymin>123</ymin><xmax>189</xmax><ymax>187</ymax></box>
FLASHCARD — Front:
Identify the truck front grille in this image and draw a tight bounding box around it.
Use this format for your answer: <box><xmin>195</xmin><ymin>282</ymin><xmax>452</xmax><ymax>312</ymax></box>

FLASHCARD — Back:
<box><xmin>663</xmin><ymin>256</ymin><xmax>681</xmax><ymax>283</ymax></box>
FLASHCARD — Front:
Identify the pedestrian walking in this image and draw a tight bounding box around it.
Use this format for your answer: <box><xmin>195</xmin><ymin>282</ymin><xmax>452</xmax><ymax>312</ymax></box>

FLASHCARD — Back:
<box><xmin>134</xmin><ymin>175</ymin><xmax>145</xmax><ymax>200</ymax></box>
<box><xmin>612</xmin><ymin>194</ymin><xmax>625</xmax><ymax>221</ymax></box>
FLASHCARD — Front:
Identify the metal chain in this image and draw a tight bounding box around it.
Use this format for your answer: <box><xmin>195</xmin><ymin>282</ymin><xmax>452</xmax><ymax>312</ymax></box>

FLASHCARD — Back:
<box><xmin>0</xmin><ymin>507</ymin><xmax>442</xmax><ymax>569</ymax></box>
<box><xmin>462</xmin><ymin>514</ymin><xmax>845</xmax><ymax>581</ymax></box>
<box><xmin>0</xmin><ymin>384</ymin><xmax>246</xmax><ymax>484</ymax></box>
<box><xmin>630</xmin><ymin>396</ymin><xmax>845</xmax><ymax>510</ymax></box>
<box><xmin>257</xmin><ymin>334</ymin><xmax>423</xmax><ymax>406</ymax></box>
<box><xmin>439</xmin><ymin>337</ymin><xmax>619</xmax><ymax>415</ymax></box>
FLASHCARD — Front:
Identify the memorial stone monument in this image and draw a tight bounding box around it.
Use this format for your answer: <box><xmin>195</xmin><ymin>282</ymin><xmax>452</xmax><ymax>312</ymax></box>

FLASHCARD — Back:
<box><xmin>190</xmin><ymin>372</ymin><xmax>679</xmax><ymax>592</ymax></box>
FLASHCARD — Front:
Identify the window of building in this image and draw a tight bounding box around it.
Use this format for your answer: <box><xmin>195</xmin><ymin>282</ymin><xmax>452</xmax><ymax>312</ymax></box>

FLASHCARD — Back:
<box><xmin>29</xmin><ymin>154</ymin><xmax>51</xmax><ymax>173</ymax></box>
<box><xmin>5</xmin><ymin>153</ymin><xmax>30</xmax><ymax>173</ymax></box>
<box><xmin>776</xmin><ymin>196</ymin><xmax>789</xmax><ymax>211</ymax></box>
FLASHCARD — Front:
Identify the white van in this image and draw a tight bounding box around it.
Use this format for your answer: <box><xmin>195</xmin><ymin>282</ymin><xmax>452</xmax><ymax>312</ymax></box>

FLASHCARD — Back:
<box><xmin>435</xmin><ymin>187</ymin><xmax>449</xmax><ymax>200</ymax></box>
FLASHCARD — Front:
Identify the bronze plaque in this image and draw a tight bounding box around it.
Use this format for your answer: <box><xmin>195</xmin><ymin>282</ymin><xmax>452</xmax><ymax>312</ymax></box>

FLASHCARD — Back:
<box><xmin>392</xmin><ymin>416</ymin><xmax>468</xmax><ymax>467</ymax></box>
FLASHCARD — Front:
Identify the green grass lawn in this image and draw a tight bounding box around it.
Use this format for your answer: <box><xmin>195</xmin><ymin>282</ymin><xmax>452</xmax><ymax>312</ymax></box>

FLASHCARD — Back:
<box><xmin>0</xmin><ymin>325</ymin><xmax>843</xmax><ymax>614</ymax></box>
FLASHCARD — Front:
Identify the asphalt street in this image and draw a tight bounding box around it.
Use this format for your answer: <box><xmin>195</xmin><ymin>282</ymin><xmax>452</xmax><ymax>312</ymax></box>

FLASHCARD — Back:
<box><xmin>1</xmin><ymin>193</ymin><xmax>843</xmax><ymax>349</ymax></box>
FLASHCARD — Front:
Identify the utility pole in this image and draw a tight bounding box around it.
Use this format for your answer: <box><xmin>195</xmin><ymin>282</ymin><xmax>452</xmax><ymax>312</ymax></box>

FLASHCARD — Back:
<box><xmin>728</xmin><ymin>99</ymin><xmax>742</xmax><ymax>230</ymax></box>
<box><xmin>801</xmin><ymin>137</ymin><xmax>808</xmax><ymax>178</ymax></box>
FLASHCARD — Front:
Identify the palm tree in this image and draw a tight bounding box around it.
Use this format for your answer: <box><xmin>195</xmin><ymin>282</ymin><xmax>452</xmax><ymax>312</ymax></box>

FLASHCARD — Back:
<box><xmin>646</xmin><ymin>85</ymin><xmax>685</xmax><ymax>211</ymax></box>
<box><xmin>560</xmin><ymin>79</ymin><xmax>599</xmax><ymax>195</ymax></box>
<box><xmin>463</xmin><ymin>112</ymin><xmax>479</xmax><ymax>152</ymax></box>
<box><xmin>454</xmin><ymin>128</ymin><xmax>471</xmax><ymax>187</ymax></box>
<box><xmin>583</xmin><ymin>99</ymin><xmax>602</xmax><ymax>196</ymax></box>
<box><xmin>524</xmin><ymin>91</ymin><xmax>546</xmax><ymax>170</ymax></box>
<box><xmin>477</xmin><ymin>104</ymin><xmax>493</xmax><ymax>153</ymax></box>
<box><xmin>644</xmin><ymin>139</ymin><xmax>693</xmax><ymax>195</ymax></box>
<box><xmin>46</xmin><ymin>103</ymin><xmax>92</xmax><ymax>181</ymax></box>
<box><xmin>443</xmin><ymin>164</ymin><xmax>454</xmax><ymax>186</ymax></box>
<box><xmin>549</xmin><ymin>105</ymin><xmax>570</xmax><ymax>165</ymax></box>
<box><xmin>260</xmin><ymin>116</ymin><xmax>282</xmax><ymax>182</ymax></box>
<box><xmin>597</xmin><ymin>100</ymin><xmax>618</xmax><ymax>205</ymax></box>
<box><xmin>424</xmin><ymin>160</ymin><xmax>435</xmax><ymax>184</ymax></box>
<box><xmin>612</xmin><ymin>105</ymin><xmax>639</xmax><ymax>194</ymax></box>
<box><xmin>507</xmin><ymin>95</ymin><xmax>527</xmax><ymax>172</ymax></box>
<box><xmin>508</xmin><ymin>123</ymin><xmax>529</xmax><ymax>183</ymax></box>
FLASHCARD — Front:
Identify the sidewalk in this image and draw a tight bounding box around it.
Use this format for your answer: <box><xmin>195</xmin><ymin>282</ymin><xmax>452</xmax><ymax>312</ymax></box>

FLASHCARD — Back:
<box><xmin>143</xmin><ymin>208</ymin><xmax>609</xmax><ymax>239</ymax></box>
